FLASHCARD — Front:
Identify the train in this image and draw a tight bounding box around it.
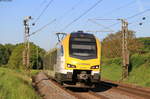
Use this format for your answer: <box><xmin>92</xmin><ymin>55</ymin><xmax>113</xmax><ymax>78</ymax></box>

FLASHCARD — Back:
<box><xmin>44</xmin><ymin>31</ymin><xmax>101</xmax><ymax>87</ymax></box>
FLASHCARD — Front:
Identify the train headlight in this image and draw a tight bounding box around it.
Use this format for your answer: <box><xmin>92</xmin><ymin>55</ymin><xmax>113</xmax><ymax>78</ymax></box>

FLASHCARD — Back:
<box><xmin>67</xmin><ymin>64</ymin><xmax>76</xmax><ymax>68</ymax></box>
<box><xmin>91</xmin><ymin>65</ymin><xmax>99</xmax><ymax>69</ymax></box>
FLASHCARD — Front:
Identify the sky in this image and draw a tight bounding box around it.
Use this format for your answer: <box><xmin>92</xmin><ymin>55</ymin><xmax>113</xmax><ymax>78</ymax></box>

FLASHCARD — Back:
<box><xmin>0</xmin><ymin>0</ymin><xmax>150</xmax><ymax>50</ymax></box>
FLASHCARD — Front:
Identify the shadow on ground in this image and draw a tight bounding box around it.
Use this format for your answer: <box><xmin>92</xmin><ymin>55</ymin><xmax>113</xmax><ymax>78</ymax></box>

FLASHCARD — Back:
<box><xmin>65</xmin><ymin>81</ymin><xmax>118</xmax><ymax>93</ymax></box>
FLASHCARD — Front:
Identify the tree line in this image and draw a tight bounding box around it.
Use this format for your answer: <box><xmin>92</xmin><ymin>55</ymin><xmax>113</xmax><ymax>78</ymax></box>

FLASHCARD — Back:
<box><xmin>0</xmin><ymin>43</ymin><xmax>45</xmax><ymax>69</ymax></box>
<box><xmin>102</xmin><ymin>30</ymin><xmax>150</xmax><ymax>58</ymax></box>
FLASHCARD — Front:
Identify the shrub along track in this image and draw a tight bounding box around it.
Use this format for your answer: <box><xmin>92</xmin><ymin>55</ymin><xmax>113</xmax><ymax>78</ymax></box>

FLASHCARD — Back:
<box><xmin>32</xmin><ymin>72</ymin><xmax>150</xmax><ymax>99</ymax></box>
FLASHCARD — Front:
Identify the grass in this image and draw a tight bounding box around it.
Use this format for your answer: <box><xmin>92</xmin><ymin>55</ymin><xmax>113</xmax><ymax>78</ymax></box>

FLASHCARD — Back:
<box><xmin>0</xmin><ymin>67</ymin><xmax>41</xmax><ymax>99</ymax></box>
<box><xmin>101</xmin><ymin>53</ymin><xmax>150</xmax><ymax>87</ymax></box>
<box><xmin>101</xmin><ymin>57</ymin><xmax>122</xmax><ymax>81</ymax></box>
<box><xmin>101</xmin><ymin>63</ymin><xmax>122</xmax><ymax>81</ymax></box>
<box><xmin>126</xmin><ymin>64</ymin><xmax>150</xmax><ymax>87</ymax></box>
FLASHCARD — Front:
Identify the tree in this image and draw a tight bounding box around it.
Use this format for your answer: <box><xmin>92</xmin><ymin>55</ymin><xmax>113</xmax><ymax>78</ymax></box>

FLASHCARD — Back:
<box><xmin>4</xmin><ymin>44</ymin><xmax>15</xmax><ymax>65</ymax></box>
<box><xmin>7</xmin><ymin>43</ymin><xmax>45</xmax><ymax>69</ymax></box>
<box><xmin>102</xmin><ymin>30</ymin><xmax>143</xmax><ymax>58</ymax></box>
<box><xmin>0</xmin><ymin>44</ymin><xmax>6</xmax><ymax>65</ymax></box>
<box><xmin>137</xmin><ymin>37</ymin><xmax>150</xmax><ymax>53</ymax></box>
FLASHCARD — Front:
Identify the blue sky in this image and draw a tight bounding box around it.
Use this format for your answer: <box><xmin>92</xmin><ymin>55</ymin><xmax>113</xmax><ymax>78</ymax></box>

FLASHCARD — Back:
<box><xmin>0</xmin><ymin>0</ymin><xmax>150</xmax><ymax>50</ymax></box>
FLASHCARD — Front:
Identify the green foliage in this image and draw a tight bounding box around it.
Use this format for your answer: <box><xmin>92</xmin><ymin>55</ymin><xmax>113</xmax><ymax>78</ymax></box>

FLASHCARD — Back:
<box><xmin>101</xmin><ymin>57</ymin><xmax>122</xmax><ymax>81</ymax></box>
<box><xmin>138</xmin><ymin>37</ymin><xmax>150</xmax><ymax>53</ymax></box>
<box><xmin>125</xmin><ymin>64</ymin><xmax>150</xmax><ymax>87</ymax></box>
<box><xmin>0</xmin><ymin>44</ymin><xmax>15</xmax><ymax>66</ymax></box>
<box><xmin>102</xmin><ymin>30</ymin><xmax>143</xmax><ymax>58</ymax></box>
<box><xmin>0</xmin><ymin>44</ymin><xmax>6</xmax><ymax>65</ymax></box>
<box><xmin>102</xmin><ymin>57</ymin><xmax>122</xmax><ymax>66</ymax></box>
<box><xmin>43</xmin><ymin>48</ymin><xmax>57</xmax><ymax>70</ymax></box>
<box><xmin>7</xmin><ymin>43</ymin><xmax>45</xmax><ymax>69</ymax></box>
<box><xmin>102</xmin><ymin>63</ymin><xmax>122</xmax><ymax>81</ymax></box>
<box><xmin>28</xmin><ymin>43</ymin><xmax>45</xmax><ymax>69</ymax></box>
<box><xmin>7</xmin><ymin>44</ymin><xmax>24</xmax><ymax>69</ymax></box>
<box><xmin>102</xmin><ymin>52</ymin><xmax>150</xmax><ymax>87</ymax></box>
<box><xmin>130</xmin><ymin>53</ymin><xmax>150</xmax><ymax>68</ymax></box>
<box><xmin>0</xmin><ymin>67</ymin><xmax>40</xmax><ymax>99</ymax></box>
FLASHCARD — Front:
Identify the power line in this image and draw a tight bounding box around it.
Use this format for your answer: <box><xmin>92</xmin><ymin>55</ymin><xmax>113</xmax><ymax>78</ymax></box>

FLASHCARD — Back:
<box><xmin>129</xmin><ymin>16</ymin><xmax>148</xmax><ymax>28</ymax></box>
<box><xmin>61</xmin><ymin>0</ymin><xmax>103</xmax><ymax>31</ymax></box>
<box><xmin>89</xmin><ymin>0</ymin><xmax>137</xmax><ymax>28</ymax></box>
<box><xmin>109</xmin><ymin>8</ymin><xmax>150</xmax><ymax>28</ymax></box>
<box><xmin>31</xmin><ymin>0</ymin><xmax>47</xmax><ymax>17</ymax></box>
<box><xmin>97</xmin><ymin>0</ymin><xmax>136</xmax><ymax>18</ymax></box>
<box><xmin>88</xmin><ymin>19</ymin><xmax>114</xmax><ymax>32</ymax></box>
<box><xmin>54</xmin><ymin>0</ymin><xmax>83</xmax><ymax>30</ymax></box>
<box><xmin>33</xmin><ymin>0</ymin><xmax>54</xmax><ymax>24</ymax></box>
<box><xmin>40</xmin><ymin>0</ymin><xmax>47</xmax><ymax>6</ymax></box>
<box><xmin>29</xmin><ymin>19</ymin><xmax>56</xmax><ymax>36</ymax></box>
<box><xmin>60</xmin><ymin>0</ymin><xmax>83</xmax><ymax>18</ymax></box>
<box><xmin>126</xmin><ymin>9</ymin><xmax>150</xmax><ymax>19</ymax></box>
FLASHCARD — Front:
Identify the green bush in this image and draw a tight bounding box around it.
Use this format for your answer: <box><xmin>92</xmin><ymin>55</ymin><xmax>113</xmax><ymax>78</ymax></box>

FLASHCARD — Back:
<box><xmin>102</xmin><ymin>53</ymin><xmax>150</xmax><ymax>87</ymax></box>
<box><xmin>7</xmin><ymin>43</ymin><xmax>45</xmax><ymax>69</ymax></box>
<box><xmin>126</xmin><ymin>64</ymin><xmax>150</xmax><ymax>87</ymax></box>
<box><xmin>130</xmin><ymin>53</ymin><xmax>150</xmax><ymax>68</ymax></box>
<box><xmin>138</xmin><ymin>37</ymin><xmax>150</xmax><ymax>53</ymax></box>
<box><xmin>145</xmin><ymin>82</ymin><xmax>150</xmax><ymax>87</ymax></box>
<box><xmin>102</xmin><ymin>57</ymin><xmax>122</xmax><ymax>65</ymax></box>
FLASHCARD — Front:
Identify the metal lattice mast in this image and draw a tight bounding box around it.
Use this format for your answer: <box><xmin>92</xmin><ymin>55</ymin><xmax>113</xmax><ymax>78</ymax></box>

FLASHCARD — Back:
<box><xmin>23</xmin><ymin>16</ymin><xmax>32</xmax><ymax>71</ymax></box>
<box><xmin>120</xmin><ymin>19</ymin><xmax>129</xmax><ymax>79</ymax></box>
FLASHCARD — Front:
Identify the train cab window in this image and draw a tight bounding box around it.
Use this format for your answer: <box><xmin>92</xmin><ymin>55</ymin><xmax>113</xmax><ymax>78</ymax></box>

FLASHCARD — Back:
<box><xmin>69</xmin><ymin>33</ymin><xmax>97</xmax><ymax>60</ymax></box>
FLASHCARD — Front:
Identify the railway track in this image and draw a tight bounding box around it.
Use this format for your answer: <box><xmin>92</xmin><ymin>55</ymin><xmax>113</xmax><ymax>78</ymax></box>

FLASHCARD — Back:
<box><xmin>98</xmin><ymin>81</ymin><xmax>150</xmax><ymax>99</ymax></box>
<box><xmin>66</xmin><ymin>87</ymin><xmax>108</xmax><ymax>99</ymax></box>
<box><xmin>32</xmin><ymin>72</ymin><xmax>150</xmax><ymax>99</ymax></box>
<box><xmin>32</xmin><ymin>72</ymin><xmax>106</xmax><ymax>99</ymax></box>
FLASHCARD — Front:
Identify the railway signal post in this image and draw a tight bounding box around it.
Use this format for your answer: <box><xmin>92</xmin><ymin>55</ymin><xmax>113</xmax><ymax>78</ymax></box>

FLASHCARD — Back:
<box><xmin>120</xmin><ymin>19</ymin><xmax>129</xmax><ymax>80</ymax></box>
<box><xmin>23</xmin><ymin>16</ymin><xmax>32</xmax><ymax>71</ymax></box>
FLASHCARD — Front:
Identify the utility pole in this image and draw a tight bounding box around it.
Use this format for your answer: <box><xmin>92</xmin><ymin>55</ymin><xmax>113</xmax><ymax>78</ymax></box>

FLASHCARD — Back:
<box><xmin>87</xmin><ymin>18</ymin><xmax>130</xmax><ymax>79</ymax></box>
<box><xmin>23</xmin><ymin>16</ymin><xmax>32</xmax><ymax>71</ymax></box>
<box><xmin>119</xmin><ymin>19</ymin><xmax>129</xmax><ymax>79</ymax></box>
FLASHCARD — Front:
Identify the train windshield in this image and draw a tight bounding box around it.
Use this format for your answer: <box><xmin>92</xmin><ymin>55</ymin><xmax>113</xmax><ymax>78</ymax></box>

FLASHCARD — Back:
<box><xmin>69</xmin><ymin>33</ymin><xmax>97</xmax><ymax>59</ymax></box>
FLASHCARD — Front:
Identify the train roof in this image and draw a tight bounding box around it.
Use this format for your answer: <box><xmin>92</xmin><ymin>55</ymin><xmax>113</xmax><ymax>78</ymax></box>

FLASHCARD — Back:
<box><xmin>70</xmin><ymin>31</ymin><xmax>95</xmax><ymax>38</ymax></box>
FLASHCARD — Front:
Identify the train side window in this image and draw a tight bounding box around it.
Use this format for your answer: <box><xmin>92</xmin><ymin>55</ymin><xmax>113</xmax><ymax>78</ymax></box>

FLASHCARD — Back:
<box><xmin>61</xmin><ymin>46</ymin><xmax>64</xmax><ymax>56</ymax></box>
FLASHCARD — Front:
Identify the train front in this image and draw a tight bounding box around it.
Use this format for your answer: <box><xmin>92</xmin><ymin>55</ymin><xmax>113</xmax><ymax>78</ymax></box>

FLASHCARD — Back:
<box><xmin>62</xmin><ymin>31</ymin><xmax>101</xmax><ymax>86</ymax></box>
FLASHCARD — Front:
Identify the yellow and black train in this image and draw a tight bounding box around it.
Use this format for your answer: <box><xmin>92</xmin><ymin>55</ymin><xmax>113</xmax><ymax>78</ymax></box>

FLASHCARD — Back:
<box><xmin>44</xmin><ymin>31</ymin><xmax>101</xmax><ymax>87</ymax></box>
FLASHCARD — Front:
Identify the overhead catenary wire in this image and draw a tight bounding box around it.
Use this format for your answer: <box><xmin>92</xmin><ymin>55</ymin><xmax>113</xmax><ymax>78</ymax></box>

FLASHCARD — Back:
<box><xmin>61</xmin><ymin>0</ymin><xmax>103</xmax><ymax>31</ymax></box>
<box><xmin>53</xmin><ymin>0</ymin><xmax>83</xmax><ymax>31</ymax></box>
<box><xmin>108</xmin><ymin>8</ymin><xmax>150</xmax><ymax>28</ymax></box>
<box><xmin>40</xmin><ymin>0</ymin><xmax>47</xmax><ymax>6</ymax></box>
<box><xmin>29</xmin><ymin>19</ymin><xmax>56</xmax><ymax>37</ymax></box>
<box><xmin>126</xmin><ymin>9</ymin><xmax>150</xmax><ymax>19</ymax></box>
<box><xmin>31</xmin><ymin>0</ymin><xmax>47</xmax><ymax>17</ymax></box>
<box><xmin>59</xmin><ymin>0</ymin><xmax>83</xmax><ymax>19</ymax></box>
<box><xmin>97</xmin><ymin>0</ymin><xmax>136</xmax><ymax>18</ymax></box>
<box><xmin>83</xmin><ymin>0</ymin><xmax>136</xmax><ymax>33</ymax></box>
<box><xmin>33</xmin><ymin>0</ymin><xmax>54</xmax><ymax>24</ymax></box>
<box><xmin>29</xmin><ymin>0</ymin><xmax>83</xmax><ymax>37</ymax></box>
<box><xmin>128</xmin><ymin>15</ymin><xmax>148</xmax><ymax>28</ymax></box>
<box><xmin>88</xmin><ymin>19</ymin><xmax>114</xmax><ymax>32</ymax></box>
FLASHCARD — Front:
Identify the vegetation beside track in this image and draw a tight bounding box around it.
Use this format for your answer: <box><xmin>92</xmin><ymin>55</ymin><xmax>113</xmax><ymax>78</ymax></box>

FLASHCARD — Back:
<box><xmin>0</xmin><ymin>43</ymin><xmax>45</xmax><ymax>69</ymax></box>
<box><xmin>0</xmin><ymin>67</ymin><xmax>41</xmax><ymax>99</ymax></box>
<box><xmin>101</xmin><ymin>34</ymin><xmax>150</xmax><ymax>87</ymax></box>
<box><xmin>101</xmin><ymin>52</ymin><xmax>150</xmax><ymax>87</ymax></box>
